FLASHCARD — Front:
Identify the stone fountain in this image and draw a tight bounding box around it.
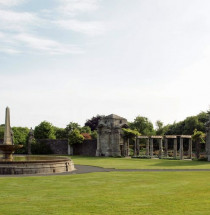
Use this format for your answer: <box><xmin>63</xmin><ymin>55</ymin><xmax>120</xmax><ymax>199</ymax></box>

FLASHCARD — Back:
<box><xmin>0</xmin><ymin>107</ymin><xmax>22</xmax><ymax>161</ymax></box>
<box><xmin>0</xmin><ymin>107</ymin><xmax>75</xmax><ymax>174</ymax></box>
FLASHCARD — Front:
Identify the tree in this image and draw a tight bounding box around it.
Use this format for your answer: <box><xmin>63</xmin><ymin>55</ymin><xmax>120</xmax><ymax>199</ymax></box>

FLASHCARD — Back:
<box><xmin>0</xmin><ymin>124</ymin><xmax>4</xmax><ymax>139</ymax></box>
<box><xmin>129</xmin><ymin>116</ymin><xmax>155</xmax><ymax>135</ymax></box>
<box><xmin>65</xmin><ymin>122</ymin><xmax>81</xmax><ymax>135</ymax></box>
<box><xmin>80</xmin><ymin>126</ymin><xmax>91</xmax><ymax>134</ymax></box>
<box><xmin>68</xmin><ymin>129</ymin><xmax>84</xmax><ymax>145</ymax></box>
<box><xmin>122</xmin><ymin>128</ymin><xmax>140</xmax><ymax>140</ymax></box>
<box><xmin>54</xmin><ymin>127</ymin><xmax>67</xmax><ymax>139</ymax></box>
<box><xmin>34</xmin><ymin>121</ymin><xmax>56</xmax><ymax>139</ymax></box>
<box><xmin>12</xmin><ymin>127</ymin><xmax>30</xmax><ymax>154</ymax></box>
<box><xmin>85</xmin><ymin>115</ymin><xmax>104</xmax><ymax>131</ymax></box>
<box><xmin>192</xmin><ymin>129</ymin><xmax>205</xmax><ymax>159</ymax></box>
<box><xmin>90</xmin><ymin>130</ymin><xmax>97</xmax><ymax>140</ymax></box>
<box><xmin>155</xmin><ymin>120</ymin><xmax>169</xmax><ymax>135</ymax></box>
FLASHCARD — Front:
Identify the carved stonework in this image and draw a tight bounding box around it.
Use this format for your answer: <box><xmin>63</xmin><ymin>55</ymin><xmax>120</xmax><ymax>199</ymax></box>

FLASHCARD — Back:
<box><xmin>96</xmin><ymin>114</ymin><xmax>128</xmax><ymax>157</ymax></box>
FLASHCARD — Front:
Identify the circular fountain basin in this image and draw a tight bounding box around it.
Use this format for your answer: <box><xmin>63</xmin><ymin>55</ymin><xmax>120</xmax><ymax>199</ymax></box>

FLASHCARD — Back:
<box><xmin>0</xmin><ymin>155</ymin><xmax>75</xmax><ymax>175</ymax></box>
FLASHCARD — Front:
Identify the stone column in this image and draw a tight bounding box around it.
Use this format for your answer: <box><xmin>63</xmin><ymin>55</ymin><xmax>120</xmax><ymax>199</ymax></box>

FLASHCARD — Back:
<box><xmin>96</xmin><ymin>128</ymin><xmax>101</xmax><ymax>156</ymax></box>
<box><xmin>159</xmin><ymin>138</ymin><xmax>163</xmax><ymax>158</ymax></box>
<box><xmin>146</xmin><ymin>138</ymin><xmax>149</xmax><ymax>156</ymax></box>
<box><xmin>127</xmin><ymin>139</ymin><xmax>130</xmax><ymax>156</ymax></box>
<box><xmin>188</xmin><ymin>138</ymin><xmax>192</xmax><ymax>159</ymax></box>
<box><xmin>180</xmin><ymin>138</ymin><xmax>184</xmax><ymax>160</ymax></box>
<box><xmin>173</xmin><ymin>138</ymin><xmax>177</xmax><ymax>159</ymax></box>
<box><xmin>137</xmin><ymin>138</ymin><xmax>140</xmax><ymax>156</ymax></box>
<box><xmin>149</xmin><ymin>138</ymin><xmax>153</xmax><ymax>157</ymax></box>
<box><xmin>134</xmin><ymin>137</ymin><xmax>137</xmax><ymax>157</ymax></box>
<box><xmin>164</xmin><ymin>138</ymin><xmax>168</xmax><ymax>157</ymax></box>
<box><xmin>105</xmin><ymin>131</ymin><xmax>111</xmax><ymax>157</ymax></box>
<box><xmin>3</xmin><ymin>107</ymin><xmax>13</xmax><ymax>145</ymax></box>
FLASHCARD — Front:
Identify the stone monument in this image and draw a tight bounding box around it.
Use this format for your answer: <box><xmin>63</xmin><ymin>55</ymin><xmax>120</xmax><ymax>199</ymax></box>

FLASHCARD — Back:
<box><xmin>0</xmin><ymin>107</ymin><xmax>22</xmax><ymax>161</ymax></box>
<box><xmin>96</xmin><ymin>114</ymin><xmax>128</xmax><ymax>157</ymax></box>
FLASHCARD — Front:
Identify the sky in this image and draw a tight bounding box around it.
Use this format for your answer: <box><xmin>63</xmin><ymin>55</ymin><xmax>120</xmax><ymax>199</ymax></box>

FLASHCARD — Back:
<box><xmin>0</xmin><ymin>0</ymin><xmax>210</xmax><ymax>128</ymax></box>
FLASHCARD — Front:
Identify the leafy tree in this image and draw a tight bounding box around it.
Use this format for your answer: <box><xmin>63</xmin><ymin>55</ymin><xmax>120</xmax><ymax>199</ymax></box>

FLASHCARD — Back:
<box><xmin>34</xmin><ymin>121</ymin><xmax>56</xmax><ymax>139</ymax></box>
<box><xmin>54</xmin><ymin>127</ymin><xmax>67</xmax><ymax>139</ymax></box>
<box><xmin>183</xmin><ymin>116</ymin><xmax>203</xmax><ymax>134</ymax></box>
<box><xmin>155</xmin><ymin>120</ymin><xmax>169</xmax><ymax>135</ymax></box>
<box><xmin>129</xmin><ymin>116</ymin><xmax>155</xmax><ymax>135</ymax></box>
<box><xmin>12</xmin><ymin>127</ymin><xmax>29</xmax><ymax>145</ymax></box>
<box><xmin>68</xmin><ymin>129</ymin><xmax>84</xmax><ymax>145</ymax></box>
<box><xmin>65</xmin><ymin>122</ymin><xmax>81</xmax><ymax>135</ymax></box>
<box><xmin>12</xmin><ymin>127</ymin><xmax>30</xmax><ymax>154</ymax></box>
<box><xmin>85</xmin><ymin>115</ymin><xmax>104</xmax><ymax>131</ymax></box>
<box><xmin>0</xmin><ymin>124</ymin><xmax>4</xmax><ymax>139</ymax></box>
<box><xmin>122</xmin><ymin>128</ymin><xmax>140</xmax><ymax>140</ymax></box>
<box><xmin>192</xmin><ymin>129</ymin><xmax>205</xmax><ymax>159</ymax></box>
<box><xmin>80</xmin><ymin>126</ymin><xmax>91</xmax><ymax>134</ymax></box>
<box><xmin>91</xmin><ymin>130</ymin><xmax>97</xmax><ymax>140</ymax></box>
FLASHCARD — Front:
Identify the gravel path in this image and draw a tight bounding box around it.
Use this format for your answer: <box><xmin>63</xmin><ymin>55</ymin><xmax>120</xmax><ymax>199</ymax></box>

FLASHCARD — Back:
<box><xmin>1</xmin><ymin>165</ymin><xmax>210</xmax><ymax>177</ymax></box>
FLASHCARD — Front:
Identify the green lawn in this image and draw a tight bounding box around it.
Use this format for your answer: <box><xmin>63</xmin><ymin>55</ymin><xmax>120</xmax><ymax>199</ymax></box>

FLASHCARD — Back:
<box><xmin>0</xmin><ymin>172</ymin><xmax>210</xmax><ymax>215</ymax></box>
<box><xmin>71</xmin><ymin>156</ymin><xmax>210</xmax><ymax>169</ymax></box>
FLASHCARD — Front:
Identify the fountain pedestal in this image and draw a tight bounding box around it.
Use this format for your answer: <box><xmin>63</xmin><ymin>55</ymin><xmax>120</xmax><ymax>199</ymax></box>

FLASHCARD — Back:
<box><xmin>0</xmin><ymin>145</ymin><xmax>23</xmax><ymax>161</ymax></box>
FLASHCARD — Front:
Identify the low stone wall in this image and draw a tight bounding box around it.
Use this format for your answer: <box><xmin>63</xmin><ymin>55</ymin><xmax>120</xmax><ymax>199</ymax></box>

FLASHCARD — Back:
<box><xmin>73</xmin><ymin>140</ymin><xmax>97</xmax><ymax>156</ymax></box>
<box><xmin>37</xmin><ymin>139</ymin><xmax>69</xmax><ymax>155</ymax></box>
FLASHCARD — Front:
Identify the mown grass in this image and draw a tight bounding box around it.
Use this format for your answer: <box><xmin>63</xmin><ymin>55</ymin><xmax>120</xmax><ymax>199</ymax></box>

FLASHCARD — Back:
<box><xmin>71</xmin><ymin>156</ymin><xmax>210</xmax><ymax>169</ymax></box>
<box><xmin>0</xmin><ymin>172</ymin><xmax>210</xmax><ymax>215</ymax></box>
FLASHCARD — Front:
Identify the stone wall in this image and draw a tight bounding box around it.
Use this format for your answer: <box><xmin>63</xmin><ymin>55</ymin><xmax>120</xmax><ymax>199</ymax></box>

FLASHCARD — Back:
<box><xmin>37</xmin><ymin>139</ymin><xmax>69</xmax><ymax>155</ymax></box>
<box><xmin>73</xmin><ymin>140</ymin><xmax>97</xmax><ymax>156</ymax></box>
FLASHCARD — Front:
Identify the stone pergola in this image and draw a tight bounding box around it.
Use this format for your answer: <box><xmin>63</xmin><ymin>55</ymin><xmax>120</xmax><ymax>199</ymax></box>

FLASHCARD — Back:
<box><xmin>134</xmin><ymin>135</ymin><xmax>192</xmax><ymax>160</ymax></box>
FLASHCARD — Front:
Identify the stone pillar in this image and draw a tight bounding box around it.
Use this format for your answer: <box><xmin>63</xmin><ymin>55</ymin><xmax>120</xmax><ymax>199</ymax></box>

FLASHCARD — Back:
<box><xmin>173</xmin><ymin>138</ymin><xmax>177</xmax><ymax>159</ymax></box>
<box><xmin>134</xmin><ymin>137</ymin><xmax>137</xmax><ymax>157</ymax></box>
<box><xmin>159</xmin><ymin>138</ymin><xmax>163</xmax><ymax>158</ymax></box>
<box><xmin>146</xmin><ymin>138</ymin><xmax>149</xmax><ymax>156</ymax></box>
<box><xmin>149</xmin><ymin>138</ymin><xmax>153</xmax><ymax>157</ymax></box>
<box><xmin>112</xmin><ymin>130</ymin><xmax>121</xmax><ymax>157</ymax></box>
<box><xmin>127</xmin><ymin>139</ymin><xmax>130</xmax><ymax>156</ymax></box>
<box><xmin>164</xmin><ymin>138</ymin><xmax>168</xmax><ymax>157</ymax></box>
<box><xmin>188</xmin><ymin>138</ymin><xmax>192</xmax><ymax>159</ymax></box>
<box><xmin>105</xmin><ymin>131</ymin><xmax>111</xmax><ymax>157</ymax></box>
<box><xmin>136</xmin><ymin>139</ymin><xmax>140</xmax><ymax>156</ymax></box>
<box><xmin>3</xmin><ymin>107</ymin><xmax>13</xmax><ymax>145</ymax></box>
<box><xmin>96</xmin><ymin>129</ymin><xmax>101</xmax><ymax>156</ymax></box>
<box><xmin>180</xmin><ymin>138</ymin><xmax>184</xmax><ymax>160</ymax></box>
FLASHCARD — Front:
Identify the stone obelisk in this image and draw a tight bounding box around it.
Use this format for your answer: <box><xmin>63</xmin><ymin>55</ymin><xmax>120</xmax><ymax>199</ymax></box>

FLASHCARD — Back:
<box><xmin>3</xmin><ymin>107</ymin><xmax>13</xmax><ymax>145</ymax></box>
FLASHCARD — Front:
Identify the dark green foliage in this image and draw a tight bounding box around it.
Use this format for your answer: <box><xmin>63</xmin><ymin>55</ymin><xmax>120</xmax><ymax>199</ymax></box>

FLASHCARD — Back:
<box><xmin>156</xmin><ymin>120</ymin><xmax>169</xmax><ymax>135</ymax></box>
<box><xmin>90</xmin><ymin>130</ymin><xmax>97</xmax><ymax>140</ymax></box>
<box><xmin>34</xmin><ymin>121</ymin><xmax>56</xmax><ymax>139</ymax></box>
<box><xmin>129</xmin><ymin>116</ymin><xmax>155</xmax><ymax>135</ymax></box>
<box><xmin>68</xmin><ymin>129</ymin><xmax>84</xmax><ymax>145</ymax></box>
<box><xmin>54</xmin><ymin>127</ymin><xmax>67</xmax><ymax>139</ymax></box>
<box><xmin>122</xmin><ymin>128</ymin><xmax>140</xmax><ymax>140</ymax></box>
<box><xmin>65</xmin><ymin>122</ymin><xmax>81</xmax><ymax>135</ymax></box>
<box><xmin>192</xmin><ymin>129</ymin><xmax>205</xmax><ymax>159</ymax></box>
<box><xmin>12</xmin><ymin>127</ymin><xmax>30</xmax><ymax>154</ymax></box>
<box><xmin>85</xmin><ymin>115</ymin><xmax>104</xmax><ymax>131</ymax></box>
<box><xmin>80</xmin><ymin>126</ymin><xmax>91</xmax><ymax>134</ymax></box>
<box><xmin>166</xmin><ymin>111</ymin><xmax>209</xmax><ymax>135</ymax></box>
<box><xmin>0</xmin><ymin>124</ymin><xmax>4</xmax><ymax>139</ymax></box>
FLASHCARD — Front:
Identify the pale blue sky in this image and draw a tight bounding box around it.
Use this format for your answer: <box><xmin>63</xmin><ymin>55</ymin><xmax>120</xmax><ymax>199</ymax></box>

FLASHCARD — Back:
<box><xmin>0</xmin><ymin>0</ymin><xmax>210</xmax><ymax>128</ymax></box>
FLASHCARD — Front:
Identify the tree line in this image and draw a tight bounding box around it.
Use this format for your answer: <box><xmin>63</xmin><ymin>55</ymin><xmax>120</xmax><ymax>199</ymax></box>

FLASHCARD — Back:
<box><xmin>0</xmin><ymin>110</ymin><xmax>209</xmax><ymax>154</ymax></box>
